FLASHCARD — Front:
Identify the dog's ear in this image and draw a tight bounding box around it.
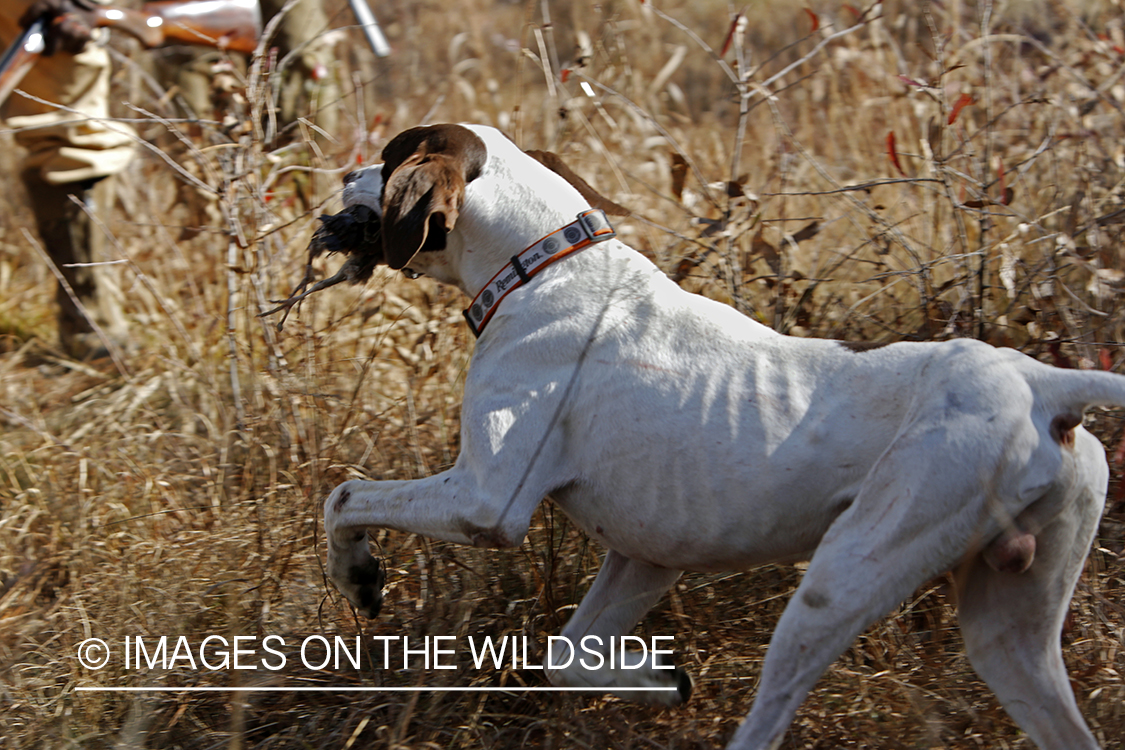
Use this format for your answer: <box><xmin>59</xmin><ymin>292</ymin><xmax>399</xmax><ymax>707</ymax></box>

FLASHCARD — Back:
<box><xmin>524</xmin><ymin>150</ymin><xmax>631</xmax><ymax>217</ymax></box>
<box><xmin>380</xmin><ymin>125</ymin><xmax>487</xmax><ymax>270</ymax></box>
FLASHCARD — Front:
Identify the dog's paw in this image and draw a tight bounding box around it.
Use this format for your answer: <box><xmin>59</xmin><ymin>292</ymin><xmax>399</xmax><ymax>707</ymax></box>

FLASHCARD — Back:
<box><xmin>343</xmin><ymin>555</ymin><xmax>385</xmax><ymax>619</ymax></box>
<box><xmin>327</xmin><ymin>545</ymin><xmax>385</xmax><ymax>619</ymax></box>
<box><xmin>548</xmin><ymin>647</ymin><xmax>692</xmax><ymax>706</ymax></box>
<box><xmin>325</xmin><ymin>484</ymin><xmax>386</xmax><ymax>619</ymax></box>
<box><xmin>613</xmin><ymin>650</ymin><xmax>692</xmax><ymax>706</ymax></box>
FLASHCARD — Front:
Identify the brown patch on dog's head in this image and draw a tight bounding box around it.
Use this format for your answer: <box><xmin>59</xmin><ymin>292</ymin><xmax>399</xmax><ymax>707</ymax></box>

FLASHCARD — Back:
<box><xmin>379</xmin><ymin>124</ymin><xmax>488</xmax><ymax>270</ymax></box>
<box><xmin>524</xmin><ymin>150</ymin><xmax>631</xmax><ymax>217</ymax></box>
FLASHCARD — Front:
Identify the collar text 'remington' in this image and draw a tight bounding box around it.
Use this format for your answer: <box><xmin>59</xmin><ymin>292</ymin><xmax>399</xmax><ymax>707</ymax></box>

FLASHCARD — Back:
<box><xmin>462</xmin><ymin>208</ymin><xmax>616</xmax><ymax>338</ymax></box>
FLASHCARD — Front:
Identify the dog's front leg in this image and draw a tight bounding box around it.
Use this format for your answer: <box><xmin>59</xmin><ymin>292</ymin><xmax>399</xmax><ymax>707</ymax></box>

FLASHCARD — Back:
<box><xmin>325</xmin><ymin>355</ymin><xmax>578</xmax><ymax>617</ymax></box>
<box><xmin>324</xmin><ymin>470</ymin><xmax>534</xmax><ymax>618</ymax></box>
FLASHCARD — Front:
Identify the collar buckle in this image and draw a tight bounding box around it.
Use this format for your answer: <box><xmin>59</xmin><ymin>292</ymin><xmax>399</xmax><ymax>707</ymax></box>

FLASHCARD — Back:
<box><xmin>576</xmin><ymin>208</ymin><xmax>616</xmax><ymax>243</ymax></box>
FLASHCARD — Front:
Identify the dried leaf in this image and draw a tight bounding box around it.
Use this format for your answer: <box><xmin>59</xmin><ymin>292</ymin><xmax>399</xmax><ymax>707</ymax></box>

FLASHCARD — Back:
<box><xmin>789</xmin><ymin>221</ymin><xmax>820</xmax><ymax>244</ymax></box>
<box><xmin>673</xmin><ymin>256</ymin><xmax>699</xmax><ymax>282</ymax></box>
<box><xmin>1113</xmin><ymin>432</ymin><xmax>1125</xmax><ymax>466</ymax></box>
<box><xmin>1100</xmin><ymin>348</ymin><xmax>1114</xmax><ymax>371</ymax></box>
<box><xmin>927</xmin><ymin>117</ymin><xmax>941</xmax><ymax>155</ymax></box>
<box><xmin>948</xmin><ymin>92</ymin><xmax>973</xmax><ymax>125</ymax></box>
<box><xmin>1097</xmin><ymin>268</ymin><xmax>1125</xmax><ymax>284</ymax></box>
<box><xmin>964</xmin><ymin>189</ymin><xmax>1015</xmax><ymax>210</ymax></box>
<box><xmin>721</xmin><ymin>13</ymin><xmax>742</xmax><ymax>57</ymax></box>
<box><xmin>887</xmin><ymin>131</ymin><xmax>906</xmax><ymax>177</ymax></box>
<box><xmin>750</xmin><ymin>228</ymin><xmax>782</xmax><ymax>275</ymax></box>
<box><xmin>804</xmin><ymin>8</ymin><xmax>820</xmax><ymax>32</ymax></box>
<box><xmin>1048</xmin><ymin>341</ymin><xmax>1074</xmax><ymax>369</ymax></box>
<box><xmin>695</xmin><ymin>216</ymin><xmax>725</xmax><ymax>238</ymax></box>
<box><xmin>670</xmin><ymin>152</ymin><xmax>688</xmax><ymax>202</ymax></box>
<box><xmin>897</xmin><ymin>75</ymin><xmax>928</xmax><ymax>88</ymax></box>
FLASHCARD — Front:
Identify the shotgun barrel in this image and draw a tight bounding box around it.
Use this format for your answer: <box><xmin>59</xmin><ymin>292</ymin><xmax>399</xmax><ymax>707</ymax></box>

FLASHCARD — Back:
<box><xmin>347</xmin><ymin>0</ymin><xmax>391</xmax><ymax>58</ymax></box>
<box><xmin>0</xmin><ymin>17</ymin><xmax>47</xmax><ymax>109</ymax></box>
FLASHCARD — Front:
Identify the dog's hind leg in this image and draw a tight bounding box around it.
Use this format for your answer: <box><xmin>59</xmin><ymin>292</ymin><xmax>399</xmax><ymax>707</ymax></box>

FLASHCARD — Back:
<box><xmin>956</xmin><ymin>433</ymin><xmax>1106</xmax><ymax>750</ymax></box>
<box><xmin>724</xmin><ymin>517</ymin><xmax>950</xmax><ymax>749</ymax></box>
<box><xmin>547</xmin><ymin>550</ymin><xmax>690</xmax><ymax>706</ymax></box>
<box><xmin>726</xmin><ymin>417</ymin><xmax>1049</xmax><ymax>750</ymax></box>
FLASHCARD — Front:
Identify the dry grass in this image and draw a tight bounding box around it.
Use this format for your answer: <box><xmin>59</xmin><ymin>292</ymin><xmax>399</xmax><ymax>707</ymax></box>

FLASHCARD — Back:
<box><xmin>1</xmin><ymin>0</ymin><xmax>1124</xmax><ymax>747</ymax></box>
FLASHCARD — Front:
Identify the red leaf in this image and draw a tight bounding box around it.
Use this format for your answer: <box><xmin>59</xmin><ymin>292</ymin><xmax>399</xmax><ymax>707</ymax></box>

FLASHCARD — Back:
<box><xmin>948</xmin><ymin>92</ymin><xmax>973</xmax><ymax>125</ymax></box>
<box><xmin>804</xmin><ymin>8</ymin><xmax>820</xmax><ymax>32</ymax></box>
<box><xmin>721</xmin><ymin>13</ymin><xmax>742</xmax><ymax>57</ymax></box>
<box><xmin>1113</xmin><ymin>432</ymin><xmax>1125</xmax><ymax>468</ymax></box>
<box><xmin>1100</xmin><ymin>348</ymin><xmax>1114</xmax><ymax>371</ymax></box>
<box><xmin>842</xmin><ymin>4</ymin><xmax>860</xmax><ymax>18</ymax></box>
<box><xmin>1048</xmin><ymin>341</ymin><xmax>1074</xmax><ymax>369</ymax></box>
<box><xmin>886</xmin><ymin>131</ymin><xmax>906</xmax><ymax>177</ymax></box>
<box><xmin>997</xmin><ymin>161</ymin><xmax>1009</xmax><ymax>205</ymax></box>
<box><xmin>561</xmin><ymin>68</ymin><xmax>571</xmax><ymax>83</ymax></box>
<box><xmin>897</xmin><ymin>75</ymin><xmax>927</xmax><ymax>88</ymax></box>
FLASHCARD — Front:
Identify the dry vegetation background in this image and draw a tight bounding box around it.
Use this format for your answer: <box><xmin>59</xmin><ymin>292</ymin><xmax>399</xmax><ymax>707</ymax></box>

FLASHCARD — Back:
<box><xmin>1</xmin><ymin>0</ymin><xmax>1124</xmax><ymax>747</ymax></box>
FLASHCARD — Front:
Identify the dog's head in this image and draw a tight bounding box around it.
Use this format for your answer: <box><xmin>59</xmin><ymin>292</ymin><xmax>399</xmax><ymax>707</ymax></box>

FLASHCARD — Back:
<box><xmin>317</xmin><ymin>124</ymin><xmax>487</xmax><ymax>277</ymax></box>
<box><xmin>275</xmin><ymin>124</ymin><xmax>630</xmax><ymax>319</ymax></box>
<box><xmin>377</xmin><ymin>124</ymin><xmax>489</xmax><ymax>270</ymax></box>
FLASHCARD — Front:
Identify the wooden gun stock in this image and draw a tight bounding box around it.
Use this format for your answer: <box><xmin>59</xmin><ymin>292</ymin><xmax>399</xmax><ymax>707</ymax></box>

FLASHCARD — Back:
<box><xmin>94</xmin><ymin>0</ymin><xmax>261</xmax><ymax>53</ymax></box>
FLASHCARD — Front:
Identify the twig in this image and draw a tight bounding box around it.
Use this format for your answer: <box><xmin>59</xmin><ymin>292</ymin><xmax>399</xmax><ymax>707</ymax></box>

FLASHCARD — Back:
<box><xmin>22</xmin><ymin>228</ymin><xmax>130</xmax><ymax>378</ymax></box>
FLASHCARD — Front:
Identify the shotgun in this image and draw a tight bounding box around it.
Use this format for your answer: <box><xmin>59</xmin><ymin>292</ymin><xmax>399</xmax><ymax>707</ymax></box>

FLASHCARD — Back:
<box><xmin>100</xmin><ymin>0</ymin><xmax>262</xmax><ymax>53</ymax></box>
<box><xmin>0</xmin><ymin>0</ymin><xmax>261</xmax><ymax>108</ymax></box>
<box><xmin>0</xmin><ymin>17</ymin><xmax>46</xmax><ymax>110</ymax></box>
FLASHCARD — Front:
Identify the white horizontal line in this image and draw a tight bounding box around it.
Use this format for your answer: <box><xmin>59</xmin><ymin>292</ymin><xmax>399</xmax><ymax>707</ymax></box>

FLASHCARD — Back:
<box><xmin>76</xmin><ymin>686</ymin><xmax>677</xmax><ymax>693</ymax></box>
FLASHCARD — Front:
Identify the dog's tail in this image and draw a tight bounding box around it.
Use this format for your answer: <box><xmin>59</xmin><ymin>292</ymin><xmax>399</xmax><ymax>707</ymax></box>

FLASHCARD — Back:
<box><xmin>1026</xmin><ymin>366</ymin><xmax>1125</xmax><ymax>444</ymax></box>
<box><xmin>1044</xmin><ymin>367</ymin><xmax>1125</xmax><ymax>409</ymax></box>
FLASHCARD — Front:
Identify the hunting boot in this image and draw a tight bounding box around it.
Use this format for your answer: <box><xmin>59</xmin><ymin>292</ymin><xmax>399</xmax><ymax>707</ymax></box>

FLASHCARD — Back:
<box><xmin>21</xmin><ymin>170</ymin><xmax>130</xmax><ymax>359</ymax></box>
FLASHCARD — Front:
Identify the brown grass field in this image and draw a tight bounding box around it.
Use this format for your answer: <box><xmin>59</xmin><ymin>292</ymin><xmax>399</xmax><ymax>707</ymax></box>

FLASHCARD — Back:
<box><xmin>1</xmin><ymin>0</ymin><xmax>1124</xmax><ymax>747</ymax></box>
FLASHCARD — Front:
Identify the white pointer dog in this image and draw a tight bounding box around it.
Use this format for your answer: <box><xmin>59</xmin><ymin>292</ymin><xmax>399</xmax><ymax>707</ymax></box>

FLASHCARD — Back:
<box><xmin>303</xmin><ymin>123</ymin><xmax>1121</xmax><ymax>749</ymax></box>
